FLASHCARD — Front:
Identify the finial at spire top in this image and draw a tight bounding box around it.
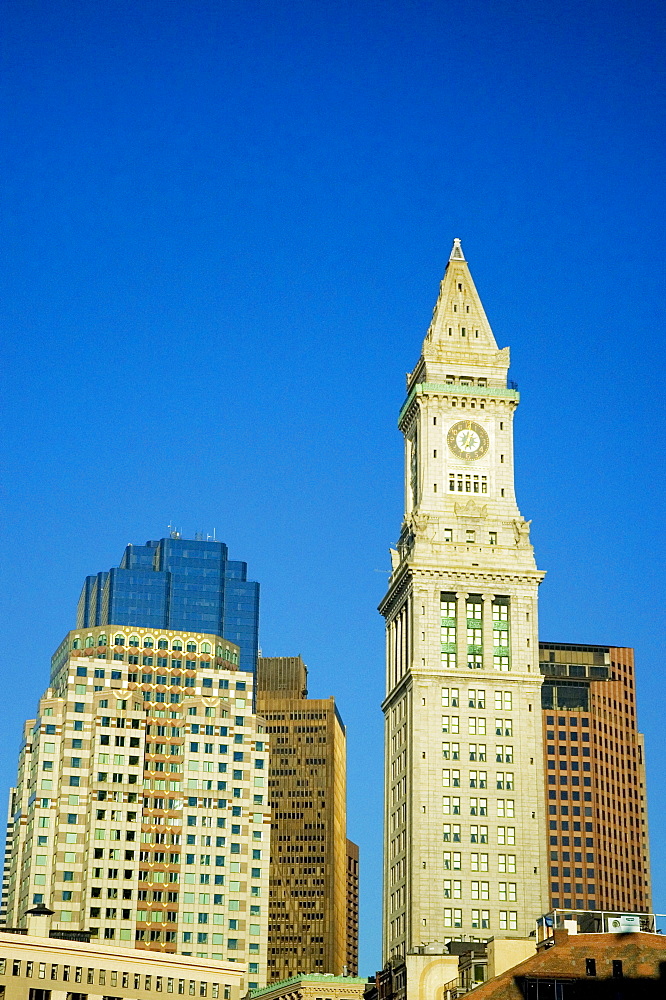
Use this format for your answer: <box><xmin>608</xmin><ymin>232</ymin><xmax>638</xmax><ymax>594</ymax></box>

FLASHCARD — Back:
<box><xmin>449</xmin><ymin>238</ymin><xmax>465</xmax><ymax>261</ymax></box>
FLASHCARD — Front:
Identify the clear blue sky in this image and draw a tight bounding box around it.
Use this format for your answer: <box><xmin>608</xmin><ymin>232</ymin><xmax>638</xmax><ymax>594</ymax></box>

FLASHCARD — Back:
<box><xmin>2</xmin><ymin>0</ymin><xmax>665</xmax><ymax>972</ymax></box>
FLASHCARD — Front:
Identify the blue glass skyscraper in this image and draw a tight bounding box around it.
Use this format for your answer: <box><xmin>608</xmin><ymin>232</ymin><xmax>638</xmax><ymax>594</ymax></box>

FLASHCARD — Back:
<box><xmin>77</xmin><ymin>535</ymin><xmax>260</xmax><ymax>672</ymax></box>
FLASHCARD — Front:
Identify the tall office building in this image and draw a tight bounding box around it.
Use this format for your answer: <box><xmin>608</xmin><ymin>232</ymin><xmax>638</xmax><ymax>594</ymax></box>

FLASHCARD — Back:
<box><xmin>380</xmin><ymin>240</ymin><xmax>549</xmax><ymax>961</ymax></box>
<box><xmin>78</xmin><ymin>535</ymin><xmax>260</xmax><ymax>673</ymax></box>
<box><xmin>539</xmin><ymin>642</ymin><xmax>651</xmax><ymax>913</ymax></box>
<box><xmin>255</xmin><ymin>657</ymin><xmax>357</xmax><ymax>980</ymax></box>
<box><xmin>5</xmin><ymin>624</ymin><xmax>271</xmax><ymax>992</ymax></box>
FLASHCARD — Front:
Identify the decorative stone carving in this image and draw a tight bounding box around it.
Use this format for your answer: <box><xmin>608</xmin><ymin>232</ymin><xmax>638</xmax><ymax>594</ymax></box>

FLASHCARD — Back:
<box><xmin>512</xmin><ymin>518</ymin><xmax>532</xmax><ymax>545</ymax></box>
<box><xmin>454</xmin><ymin>500</ymin><xmax>488</xmax><ymax>518</ymax></box>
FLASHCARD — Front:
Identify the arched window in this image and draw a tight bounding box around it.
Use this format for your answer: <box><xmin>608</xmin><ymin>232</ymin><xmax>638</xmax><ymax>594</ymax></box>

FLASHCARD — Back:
<box><xmin>201</xmin><ymin>642</ymin><xmax>211</xmax><ymax>654</ymax></box>
<box><xmin>186</xmin><ymin>642</ymin><xmax>197</xmax><ymax>653</ymax></box>
<box><xmin>85</xmin><ymin>636</ymin><xmax>95</xmax><ymax>648</ymax></box>
<box><xmin>172</xmin><ymin>639</ymin><xmax>183</xmax><ymax>651</ymax></box>
<box><xmin>98</xmin><ymin>634</ymin><xmax>107</xmax><ymax>646</ymax></box>
<box><xmin>114</xmin><ymin>634</ymin><xmax>125</xmax><ymax>646</ymax></box>
<box><xmin>158</xmin><ymin>639</ymin><xmax>169</xmax><ymax>650</ymax></box>
<box><xmin>72</xmin><ymin>637</ymin><xmax>82</xmax><ymax>649</ymax></box>
<box><xmin>129</xmin><ymin>635</ymin><xmax>140</xmax><ymax>647</ymax></box>
<box><xmin>144</xmin><ymin>637</ymin><xmax>154</xmax><ymax>648</ymax></box>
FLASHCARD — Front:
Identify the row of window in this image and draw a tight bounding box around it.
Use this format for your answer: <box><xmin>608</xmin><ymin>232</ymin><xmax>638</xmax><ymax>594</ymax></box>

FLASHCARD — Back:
<box><xmin>441</xmin><ymin>597</ymin><xmax>510</xmax><ymax>620</ymax></box>
<box><xmin>441</xmin><ymin>909</ymin><xmax>518</xmax><ymax>930</ymax></box>
<box><xmin>72</xmin><ymin>635</ymin><xmax>234</xmax><ymax>658</ymax></box>
<box><xmin>442</xmin><ymin>688</ymin><xmax>513</xmax><ymax>709</ymax></box>
<box><xmin>442</xmin><ymin>796</ymin><xmax>516</xmax><ymax>817</ymax></box>
<box><xmin>443</xmin><ymin>852</ymin><xmax>516</xmax><ymax>872</ymax></box>
<box><xmin>0</xmin><ymin>960</ymin><xmax>231</xmax><ymax>996</ymax></box>
<box><xmin>448</xmin><ymin>475</ymin><xmax>488</xmax><ymax>494</ymax></box>
<box><xmin>442</xmin><ymin>824</ymin><xmax>516</xmax><ymax>845</ymax></box>
<box><xmin>440</xmin><ymin>628</ymin><xmax>510</xmax><ymax>645</ymax></box>
<box><xmin>443</xmin><ymin>766</ymin><xmax>516</xmax><ymax>790</ymax></box>
<box><xmin>441</xmin><ymin>654</ymin><xmax>511</xmax><ymax>671</ymax></box>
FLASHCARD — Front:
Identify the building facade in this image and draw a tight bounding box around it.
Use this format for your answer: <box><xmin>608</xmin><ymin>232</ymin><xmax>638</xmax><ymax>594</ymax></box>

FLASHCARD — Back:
<box><xmin>77</xmin><ymin>535</ymin><xmax>260</xmax><ymax>673</ymax></box>
<box><xmin>248</xmin><ymin>973</ymin><xmax>369</xmax><ymax>1000</ymax></box>
<box><xmin>379</xmin><ymin>240</ymin><xmax>549</xmax><ymax>960</ymax></box>
<box><xmin>5</xmin><ymin>625</ymin><xmax>270</xmax><ymax>990</ymax></box>
<box><xmin>345</xmin><ymin>840</ymin><xmax>359</xmax><ymax>976</ymax></box>
<box><xmin>0</xmin><ymin>908</ymin><xmax>245</xmax><ymax>1000</ymax></box>
<box><xmin>539</xmin><ymin>642</ymin><xmax>651</xmax><ymax>913</ymax></box>
<box><xmin>255</xmin><ymin>657</ymin><xmax>356</xmax><ymax>980</ymax></box>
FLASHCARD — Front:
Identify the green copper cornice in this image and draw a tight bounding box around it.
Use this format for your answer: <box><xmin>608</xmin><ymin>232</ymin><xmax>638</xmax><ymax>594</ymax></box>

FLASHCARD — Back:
<box><xmin>398</xmin><ymin>382</ymin><xmax>520</xmax><ymax>425</ymax></box>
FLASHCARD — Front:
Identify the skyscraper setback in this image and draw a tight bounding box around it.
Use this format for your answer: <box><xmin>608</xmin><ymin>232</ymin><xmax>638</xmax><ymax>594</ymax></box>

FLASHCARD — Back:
<box><xmin>78</xmin><ymin>535</ymin><xmax>260</xmax><ymax>673</ymax></box>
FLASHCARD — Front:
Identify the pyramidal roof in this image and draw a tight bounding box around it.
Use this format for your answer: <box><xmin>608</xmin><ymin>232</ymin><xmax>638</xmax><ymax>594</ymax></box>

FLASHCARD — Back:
<box><xmin>424</xmin><ymin>238</ymin><xmax>499</xmax><ymax>352</ymax></box>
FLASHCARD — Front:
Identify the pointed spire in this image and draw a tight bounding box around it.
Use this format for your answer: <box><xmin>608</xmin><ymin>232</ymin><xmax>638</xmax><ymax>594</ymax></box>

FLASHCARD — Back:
<box><xmin>449</xmin><ymin>238</ymin><xmax>465</xmax><ymax>261</ymax></box>
<box><xmin>423</xmin><ymin>239</ymin><xmax>500</xmax><ymax>354</ymax></box>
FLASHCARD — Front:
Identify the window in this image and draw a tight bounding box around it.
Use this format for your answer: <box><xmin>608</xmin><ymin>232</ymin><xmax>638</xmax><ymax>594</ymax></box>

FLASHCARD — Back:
<box><xmin>497</xmin><ymin>826</ymin><xmax>515</xmax><ymax>846</ymax></box>
<box><xmin>442</xmin><ymin>742</ymin><xmax>460</xmax><ymax>761</ymax></box>
<box><xmin>443</xmin><ymin>879</ymin><xmax>461</xmax><ymax>899</ymax></box>
<box><xmin>489</xmin><ymin>532</ymin><xmax>497</xmax><ymax>545</ymax></box>
<box><xmin>466</xmin><ymin>599</ymin><xmax>482</xmax><ymax>619</ymax></box>
<box><xmin>442</xmin><ymin>824</ymin><xmax>461</xmax><ymax>843</ymax></box>
<box><xmin>442</xmin><ymin>797</ymin><xmax>460</xmax><ymax>815</ymax></box>
<box><xmin>499</xmin><ymin>911</ymin><xmax>518</xmax><ymax>931</ymax></box>
<box><xmin>468</xmin><ymin>717</ymin><xmax>486</xmax><ymax>736</ymax></box>
<box><xmin>468</xmin><ymin>689</ymin><xmax>486</xmax><ymax>708</ymax></box>
<box><xmin>468</xmin><ymin>743</ymin><xmax>487</xmax><ymax>762</ymax></box>
<box><xmin>470</xmin><ymin>852</ymin><xmax>488</xmax><ymax>872</ymax></box>
<box><xmin>440</xmin><ymin>595</ymin><xmax>456</xmax><ymax>618</ymax></box>
<box><xmin>492</xmin><ymin>601</ymin><xmax>509</xmax><ymax>621</ymax></box>
<box><xmin>470</xmin><ymin>825</ymin><xmax>488</xmax><ymax>844</ymax></box>
<box><xmin>442</xmin><ymin>851</ymin><xmax>461</xmax><ymax>870</ymax></box>
<box><xmin>498</xmin><ymin>882</ymin><xmax>517</xmax><ymax>901</ymax></box>
<box><xmin>441</xmin><ymin>716</ymin><xmax>459</xmax><ymax>734</ymax></box>
<box><xmin>495</xmin><ymin>690</ymin><xmax>512</xmax><ymax>711</ymax></box>
<box><xmin>471</xmin><ymin>881</ymin><xmax>489</xmax><ymax>900</ymax></box>
<box><xmin>441</xmin><ymin>688</ymin><xmax>459</xmax><ymax>708</ymax></box>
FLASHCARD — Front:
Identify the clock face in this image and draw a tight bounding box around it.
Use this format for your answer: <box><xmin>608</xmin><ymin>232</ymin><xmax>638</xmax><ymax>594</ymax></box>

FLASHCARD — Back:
<box><xmin>447</xmin><ymin>420</ymin><xmax>489</xmax><ymax>461</ymax></box>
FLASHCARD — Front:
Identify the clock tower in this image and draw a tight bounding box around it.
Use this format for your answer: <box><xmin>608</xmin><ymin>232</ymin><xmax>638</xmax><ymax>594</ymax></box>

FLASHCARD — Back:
<box><xmin>380</xmin><ymin>240</ymin><xmax>549</xmax><ymax>964</ymax></box>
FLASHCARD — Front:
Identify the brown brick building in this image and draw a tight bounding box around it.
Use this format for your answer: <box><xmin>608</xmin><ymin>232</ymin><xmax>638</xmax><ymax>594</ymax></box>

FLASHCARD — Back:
<box><xmin>539</xmin><ymin>643</ymin><xmax>651</xmax><ymax>914</ymax></box>
<box><xmin>256</xmin><ymin>657</ymin><xmax>358</xmax><ymax>980</ymax></box>
<box><xmin>467</xmin><ymin>928</ymin><xmax>666</xmax><ymax>998</ymax></box>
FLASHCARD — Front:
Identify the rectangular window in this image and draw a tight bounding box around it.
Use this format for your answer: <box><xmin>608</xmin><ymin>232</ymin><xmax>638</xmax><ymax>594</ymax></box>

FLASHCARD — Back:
<box><xmin>442</xmin><ymin>716</ymin><xmax>460</xmax><ymax>734</ymax></box>
<box><xmin>442</xmin><ymin>852</ymin><xmax>461</xmax><ymax>870</ymax></box>
<box><xmin>440</xmin><ymin>595</ymin><xmax>456</xmax><ymax>618</ymax></box>
<box><xmin>441</xmin><ymin>688</ymin><xmax>460</xmax><ymax>708</ymax></box>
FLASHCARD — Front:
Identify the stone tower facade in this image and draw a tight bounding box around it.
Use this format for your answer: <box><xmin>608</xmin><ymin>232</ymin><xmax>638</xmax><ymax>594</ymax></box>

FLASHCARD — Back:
<box><xmin>379</xmin><ymin>240</ymin><xmax>549</xmax><ymax>961</ymax></box>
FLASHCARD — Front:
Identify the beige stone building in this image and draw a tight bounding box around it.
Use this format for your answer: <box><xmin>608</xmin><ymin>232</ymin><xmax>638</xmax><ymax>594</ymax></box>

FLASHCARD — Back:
<box><xmin>0</xmin><ymin>905</ymin><xmax>244</xmax><ymax>1000</ymax></box>
<box><xmin>255</xmin><ymin>658</ymin><xmax>356</xmax><ymax>980</ymax></box>
<box><xmin>379</xmin><ymin>239</ymin><xmax>549</xmax><ymax>961</ymax></box>
<box><xmin>5</xmin><ymin>626</ymin><xmax>270</xmax><ymax>990</ymax></box>
<box><xmin>248</xmin><ymin>973</ymin><xmax>369</xmax><ymax>1000</ymax></box>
